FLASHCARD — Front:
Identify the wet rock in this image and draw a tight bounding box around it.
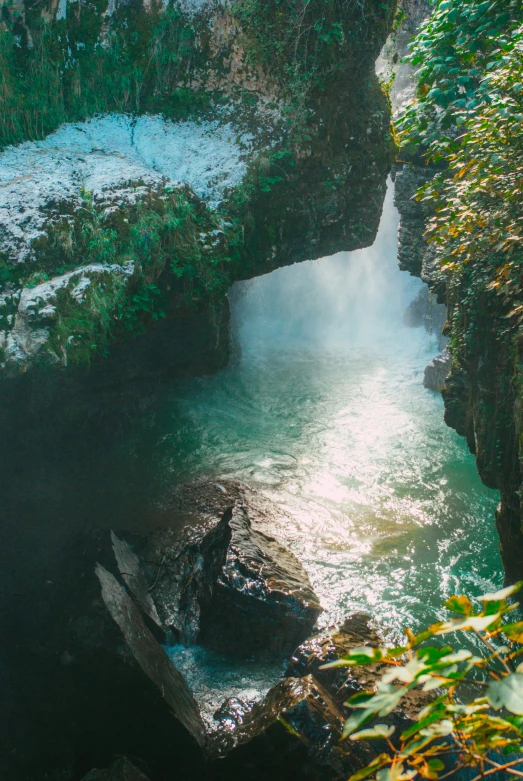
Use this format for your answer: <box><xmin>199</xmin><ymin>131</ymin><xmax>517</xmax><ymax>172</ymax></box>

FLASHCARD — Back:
<box><xmin>424</xmin><ymin>348</ymin><xmax>451</xmax><ymax>392</ymax></box>
<box><xmin>199</xmin><ymin>506</ymin><xmax>322</xmax><ymax>654</ymax></box>
<box><xmin>287</xmin><ymin>614</ymin><xmax>428</xmax><ymax>724</ymax></box>
<box><xmin>404</xmin><ymin>287</ymin><xmax>447</xmax><ymax>350</ymax></box>
<box><xmin>212</xmin><ymin>675</ymin><xmax>350</xmax><ymax>761</ymax></box>
<box><xmin>82</xmin><ymin>757</ymin><xmax>150</xmax><ymax>781</ymax></box>
<box><xmin>131</xmin><ymin>504</ymin><xmax>322</xmax><ymax>654</ymax></box>
<box><xmin>207</xmin><ymin>674</ymin><xmax>354</xmax><ymax>774</ymax></box>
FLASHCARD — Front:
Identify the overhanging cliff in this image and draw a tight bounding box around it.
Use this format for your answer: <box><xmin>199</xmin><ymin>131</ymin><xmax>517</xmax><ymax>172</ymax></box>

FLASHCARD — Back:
<box><xmin>0</xmin><ymin>0</ymin><xmax>396</xmax><ymax>407</ymax></box>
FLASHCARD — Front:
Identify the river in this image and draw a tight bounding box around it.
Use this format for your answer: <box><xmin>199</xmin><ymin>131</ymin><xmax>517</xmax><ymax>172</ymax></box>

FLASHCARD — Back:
<box><xmin>2</xmin><ymin>182</ymin><xmax>503</xmax><ymax>721</ymax></box>
<box><xmin>137</xmin><ymin>183</ymin><xmax>503</xmax><ymax>713</ymax></box>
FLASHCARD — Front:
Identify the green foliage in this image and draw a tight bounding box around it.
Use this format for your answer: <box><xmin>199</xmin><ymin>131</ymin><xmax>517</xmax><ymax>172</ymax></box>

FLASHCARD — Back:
<box><xmin>230</xmin><ymin>0</ymin><xmax>395</xmax><ymax>140</ymax></box>
<box><xmin>418</xmin><ymin>32</ymin><xmax>523</xmax><ymax>329</ymax></box>
<box><xmin>398</xmin><ymin>0</ymin><xmax>523</xmax><ymax>157</ymax></box>
<box><xmin>396</xmin><ymin>1</ymin><xmax>523</xmax><ymax>366</ymax></box>
<box><xmin>323</xmin><ymin>583</ymin><xmax>523</xmax><ymax>781</ymax></box>
<box><xmin>0</xmin><ymin>0</ymin><xmax>210</xmax><ymax>149</ymax></box>
<box><xmin>38</xmin><ymin>184</ymin><xmax>241</xmax><ymax>364</ymax></box>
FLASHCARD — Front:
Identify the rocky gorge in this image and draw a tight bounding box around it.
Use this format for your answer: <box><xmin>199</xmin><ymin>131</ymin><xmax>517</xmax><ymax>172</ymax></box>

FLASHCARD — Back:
<box><xmin>0</xmin><ymin>0</ymin><xmax>409</xmax><ymax>778</ymax></box>
<box><xmin>0</xmin><ymin>0</ymin><xmax>517</xmax><ymax>779</ymax></box>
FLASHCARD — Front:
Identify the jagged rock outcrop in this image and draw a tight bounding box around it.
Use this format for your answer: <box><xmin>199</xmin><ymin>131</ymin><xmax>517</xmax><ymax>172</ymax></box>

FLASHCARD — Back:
<box><xmin>0</xmin><ymin>0</ymin><xmax>396</xmax><ymax>409</ymax></box>
<box><xmin>0</xmin><ymin>481</ymin><xmax>421</xmax><ymax>780</ymax></box>
<box><xmin>110</xmin><ymin>505</ymin><xmax>322</xmax><ymax>654</ymax></box>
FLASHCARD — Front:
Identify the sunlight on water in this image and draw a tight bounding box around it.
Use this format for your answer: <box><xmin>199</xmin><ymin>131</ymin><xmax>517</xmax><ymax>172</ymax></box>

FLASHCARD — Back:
<box><xmin>154</xmin><ymin>183</ymin><xmax>502</xmax><ymax>648</ymax></box>
<box><xmin>132</xmin><ymin>182</ymin><xmax>507</xmax><ymax>712</ymax></box>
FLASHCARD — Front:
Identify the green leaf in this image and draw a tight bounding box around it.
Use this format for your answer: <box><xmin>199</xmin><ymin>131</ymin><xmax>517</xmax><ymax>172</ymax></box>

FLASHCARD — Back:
<box><xmin>443</xmin><ymin>594</ymin><xmax>473</xmax><ymax>614</ymax></box>
<box><xmin>350</xmin><ymin>724</ymin><xmax>396</xmax><ymax>741</ymax></box>
<box><xmin>342</xmin><ymin>709</ymin><xmax>375</xmax><ymax>739</ymax></box>
<box><xmin>488</xmin><ymin>674</ymin><xmax>523</xmax><ymax>715</ymax></box>
<box><xmin>377</xmin><ymin>764</ymin><xmax>416</xmax><ymax>781</ymax></box>
<box><xmin>345</xmin><ymin>691</ymin><xmax>376</xmax><ymax>708</ymax></box>
<box><xmin>401</xmin><ymin>708</ymin><xmax>447</xmax><ymax>740</ymax></box>
<box><xmin>504</xmin><ymin>622</ymin><xmax>523</xmax><ymax>642</ymax></box>
<box><xmin>320</xmin><ymin>646</ymin><xmax>384</xmax><ymax>668</ymax></box>
<box><xmin>479</xmin><ymin>582</ymin><xmax>523</xmax><ymax>601</ymax></box>
<box><xmin>348</xmin><ymin>754</ymin><xmax>391</xmax><ymax>781</ymax></box>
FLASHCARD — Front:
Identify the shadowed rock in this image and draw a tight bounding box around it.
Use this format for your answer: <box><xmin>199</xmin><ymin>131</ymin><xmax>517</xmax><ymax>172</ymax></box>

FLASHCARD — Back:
<box><xmin>82</xmin><ymin>757</ymin><xmax>150</xmax><ymax>781</ymax></box>
<box><xmin>423</xmin><ymin>348</ymin><xmax>451</xmax><ymax>392</ymax></box>
<box><xmin>96</xmin><ymin>564</ymin><xmax>207</xmax><ymax>748</ymax></box>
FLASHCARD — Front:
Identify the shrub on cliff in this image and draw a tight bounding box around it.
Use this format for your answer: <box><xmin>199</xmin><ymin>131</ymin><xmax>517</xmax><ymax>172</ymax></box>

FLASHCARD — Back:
<box><xmin>325</xmin><ymin>583</ymin><xmax>523</xmax><ymax>780</ymax></box>
<box><xmin>397</xmin><ymin>0</ymin><xmax>523</xmax><ymax>350</ymax></box>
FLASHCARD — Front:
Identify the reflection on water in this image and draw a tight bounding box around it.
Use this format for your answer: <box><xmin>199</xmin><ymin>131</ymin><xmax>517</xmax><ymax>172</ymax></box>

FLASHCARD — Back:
<box><xmin>150</xmin><ymin>184</ymin><xmax>501</xmax><ymax>646</ymax></box>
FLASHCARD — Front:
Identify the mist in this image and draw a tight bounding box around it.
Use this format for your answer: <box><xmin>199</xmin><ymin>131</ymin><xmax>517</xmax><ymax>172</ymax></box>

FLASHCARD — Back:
<box><xmin>231</xmin><ymin>184</ymin><xmax>422</xmax><ymax>357</ymax></box>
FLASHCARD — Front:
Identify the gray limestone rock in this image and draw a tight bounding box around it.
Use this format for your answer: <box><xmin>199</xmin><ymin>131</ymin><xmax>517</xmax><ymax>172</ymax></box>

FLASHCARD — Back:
<box><xmin>424</xmin><ymin>348</ymin><xmax>451</xmax><ymax>392</ymax></box>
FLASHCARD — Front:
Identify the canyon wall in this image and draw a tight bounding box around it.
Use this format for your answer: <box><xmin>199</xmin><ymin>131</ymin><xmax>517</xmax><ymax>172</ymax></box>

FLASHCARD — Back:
<box><xmin>392</xmin><ymin>0</ymin><xmax>523</xmax><ymax>584</ymax></box>
<box><xmin>395</xmin><ymin>159</ymin><xmax>523</xmax><ymax>583</ymax></box>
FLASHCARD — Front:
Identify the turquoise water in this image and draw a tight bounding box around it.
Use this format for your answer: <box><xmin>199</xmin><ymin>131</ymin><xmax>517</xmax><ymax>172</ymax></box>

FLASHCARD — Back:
<box><xmin>150</xmin><ymin>184</ymin><xmax>502</xmax><ymax>645</ymax></box>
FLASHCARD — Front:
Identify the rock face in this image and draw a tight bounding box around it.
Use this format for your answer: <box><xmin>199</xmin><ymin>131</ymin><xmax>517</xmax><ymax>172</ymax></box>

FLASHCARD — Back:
<box><xmin>0</xmin><ymin>0</ymin><xmax>396</xmax><ymax>414</ymax></box>
<box><xmin>395</xmin><ymin>160</ymin><xmax>523</xmax><ymax>583</ymax></box>
<box><xmin>423</xmin><ymin>348</ymin><xmax>451</xmax><ymax>392</ymax></box>
<box><xmin>403</xmin><ymin>287</ymin><xmax>447</xmax><ymax>350</ymax></box>
<box><xmin>114</xmin><ymin>505</ymin><xmax>322</xmax><ymax>654</ymax></box>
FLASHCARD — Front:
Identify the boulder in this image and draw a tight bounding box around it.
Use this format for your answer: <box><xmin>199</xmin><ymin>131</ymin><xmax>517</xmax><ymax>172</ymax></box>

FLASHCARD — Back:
<box><xmin>199</xmin><ymin>506</ymin><xmax>322</xmax><ymax>654</ymax></box>
<box><xmin>287</xmin><ymin>614</ymin><xmax>430</xmax><ymax>726</ymax></box>
<box><xmin>127</xmin><ymin>504</ymin><xmax>322</xmax><ymax>654</ymax></box>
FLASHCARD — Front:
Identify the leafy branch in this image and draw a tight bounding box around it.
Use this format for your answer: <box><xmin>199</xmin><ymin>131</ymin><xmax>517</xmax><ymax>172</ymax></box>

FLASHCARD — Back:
<box><xmin>321</xmin><ymin>583</ymin><xmax>523</xmax><ymax>781</ymax></box>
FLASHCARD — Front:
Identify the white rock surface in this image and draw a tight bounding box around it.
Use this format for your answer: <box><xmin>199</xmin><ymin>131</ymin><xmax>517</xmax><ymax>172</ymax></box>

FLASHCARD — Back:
<box><xmin>0</xmin><ymin>114</ymin><xmax>250</xmax><ymax>262</ymax></box>
<box><xmin>2</xmin><ymin>262</ymin><xmax>135</xmax><ymax>370</ymax></box>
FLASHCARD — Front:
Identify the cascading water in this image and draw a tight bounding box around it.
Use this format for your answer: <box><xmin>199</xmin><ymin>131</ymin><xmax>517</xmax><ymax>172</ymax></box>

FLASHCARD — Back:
<box><xmin>159</xmin><ymin>183</ymin><xmax>502</xmax><ymax>711</ymax></box>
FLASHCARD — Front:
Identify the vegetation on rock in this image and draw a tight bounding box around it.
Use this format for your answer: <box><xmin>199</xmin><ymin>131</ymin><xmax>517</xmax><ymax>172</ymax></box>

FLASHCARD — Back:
<box><xmin>0</xmin><ymin>0</ymin><xmax>396</xmax><ymax>374</ymax></box>
<box><xmin>395</xmin><ymin>0</ymin><xmax>523</xmax><ymax>583</ymax></box>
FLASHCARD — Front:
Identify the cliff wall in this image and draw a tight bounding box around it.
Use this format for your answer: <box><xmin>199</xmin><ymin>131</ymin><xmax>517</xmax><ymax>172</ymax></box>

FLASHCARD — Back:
<box><xmin>392</xmin><ymin>0</ymin><xmax>523</xmax><ymax>583</ymax></box>
<box><xmin>0</xmin><ymin>0</ymin><xmax>397</xmax><ymax>416</ymax></box>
